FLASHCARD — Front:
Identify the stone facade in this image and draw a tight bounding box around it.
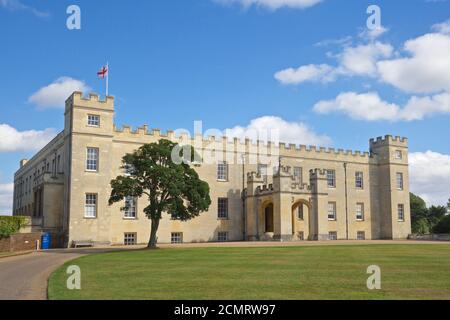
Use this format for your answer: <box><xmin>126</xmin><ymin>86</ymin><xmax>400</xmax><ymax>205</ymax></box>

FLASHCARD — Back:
<box><xmin>13</xmin><ymin>92</ymin><xmax>412</xmax><ymax>247</ymax></box>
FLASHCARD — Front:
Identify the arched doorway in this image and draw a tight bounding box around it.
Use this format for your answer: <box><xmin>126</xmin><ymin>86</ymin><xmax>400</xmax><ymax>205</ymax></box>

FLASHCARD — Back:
<box><xmin>292</xmin><ymin>200</ymin><xmax>311</xmax><ymax>240</ymax></box>
<box><xmin>264</xmin><ymin>203</ymin><xmax>274</xmax><ymax>233</ymax></box>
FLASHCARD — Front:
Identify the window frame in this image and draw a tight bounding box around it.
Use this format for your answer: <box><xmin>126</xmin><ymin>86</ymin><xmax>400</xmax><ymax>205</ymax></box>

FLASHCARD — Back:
<box><xmin>355</xmin><ymin>171</ymin><xmax>364</xmax><ymax>189</ymax></box>
<box><xmin>86</xmin><ymin>147</ymin><xmax>99</xmax><ymax>172</ymax></box>
<box><xmin>357</xmin><ymin>231</ymin><xmax>366</xmax><ymax>240</ymax></box>
<box><xmin>327</xmin><ymin>170</ymin><xmax>336</xmax><ymax>188</ymax></box>
<box><xmin>124</xmin><ymin>233</ymin><xmax>137</xmax><ymax>246</ymax></box>
<box><xmin>356</xmin><ymin>203</ymin><xmax>365</xmax><ymax>221</ymax></box>
<box><xmin>217</xmin><ymin>161</ymin><xmax>228</xmax><ymax>181</ymax></box>
<box><xmin>328</xmin><ymin>231</ymin><xmax>338</xmax><ymax>241</ymax></box>
<box><xmin>297</xmin><ymin>204</ymin><xmax>304</xmax><ymax>221</ymax></box>
<box><xmin>294</xmin><ymin>167</ymin><xmax>303</xmax><ymax>183</ymax></box>
<box><xmin>84</xmin><ymin>193</ymin><xmax>98</xmax><ymax>219</ymax></box>
<box><xmin>171</xmin><ymin>232</ymin><xmax>183</xmax><ymax>244</ymax></box>
<box><xmin>396</xmin><ymin>172</ymin><xmax>404</xmax><ymax>190</ymax></box>
<box><xmin>218</xmin><ymin>198</ymin><xmax>229</xmax><ymax>220</ymax></box>
<box><xmin>87</xmin><ymin>114</ymin><xmax>101</xmax><ymax>127</ymax></box>
<box><xmin>395</xmin><ymin>150</ymin><xmax>403</xmax><ymax>160</ymax></box>
<box><xmin>217</xmin><ymin>231</ymin><xmax>228</xmax><ymax>242</ymax></box>
<box><xmin>123</xmin><ymin>196</ymin><xmax>137</xmax><ymax>219</ymax></box>
<box><xmin>398</xmin><ymin>204</ymin><xmax>405</xmax><ymax>222</ymax></box>
<box><xmin>327</xmin><ymin>202</ymin><xmax>337</xmax><ymax>221</ymax></box>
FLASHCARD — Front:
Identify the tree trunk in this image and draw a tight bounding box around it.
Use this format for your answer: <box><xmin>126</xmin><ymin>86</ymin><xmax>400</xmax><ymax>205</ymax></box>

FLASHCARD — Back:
<box><xmin>148</xmin><ymin>218</ymin><xmax>160</xmax><ymax>248</ymax></box>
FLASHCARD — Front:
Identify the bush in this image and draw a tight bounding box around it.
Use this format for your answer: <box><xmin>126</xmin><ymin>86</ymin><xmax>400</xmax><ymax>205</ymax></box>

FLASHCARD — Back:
<box><xmin>412</xmin><ymin>218</ymin><xmax>431</xmax><ymax>235</ymax></box>
<box><xmin>0</xmin><ymin>216</ymin><xmax>27</xmax><ymax>239</ymax></box>
<box><xmin>433</xmin><ymin>215</ymin><xmax>450</xmax><ymax>234</ymax></box>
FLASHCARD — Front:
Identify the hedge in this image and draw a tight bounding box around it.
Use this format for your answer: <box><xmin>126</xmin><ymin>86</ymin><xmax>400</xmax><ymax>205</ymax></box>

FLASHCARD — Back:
<box><xmin>0</xmin><ymin>216</ymin><xmax>27</xmax><ymax>239</ymax></box>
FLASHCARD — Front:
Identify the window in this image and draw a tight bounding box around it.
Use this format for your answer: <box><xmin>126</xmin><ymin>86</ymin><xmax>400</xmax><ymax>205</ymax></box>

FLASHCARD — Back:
<box><xmin>217</xmin><ymin>161</ymin><xmax>228</xmax><ymax>181</ymax></box>
<box><xmin>258</xmin><ymin>164</ymin><xmax>268</xmax><ymax>183</ymax></box>
<box><xmin>88</xmin><ymin>114</ymin><xmax>100</xmax><ymax>127</ymax></box>
<box><xmin>327</xmin><ymin>170</ymin><xmax>336</xmax><ymax>188</ymax></box>
<box><xmin>171</xmin><ymin>232</ymin><xmax>183</xmax><ymax>244</ymax></box>
<box><xmin>329</xmin><ymin>231</ymin><xmax>337</xmax><ymax>241</ymax></box>
<box><xmin>357</xmin><ymin>231</ymin><xmax>366</xmax><ymax>240</ymax></box>
<box><xmin>398</xmin><ymin>204</ymin><xmax>405</xmax><ymax>221</ymax></box>
<box><xmin>328</xmin><ymin>202</ymin><xmax>337</xmax><ymax>221</ymax></box>
<box><xmin>355</xmin><ymin>172</ymin><xmax>364</xmax><ymax>189</ymax></box>
<box><xmin>85</xmin><ymin>194</ymin><xmax>97</xmax><ymax>218</ymax></box>
<box><xmin>297</xmin><ymin>205</ymin><xmax>304</xmax><ymax>220</ymax></box>
<box><xmin>124</xmin><ymin>196</ymin><xmax>137</xmax><ymax>219</ymax></box>
<box><xmin>395</xmin><ymin>150</ymin><xmax>402</xmax><ymax>160</ymax></box>
<box><xmin>356</xmin><ymin>203</ymin><xmax>365</xmax><ymax>221</ymax></box>
<box><xmin>218</xmin><ymin>232</ymin><xmax>228</xmax><ymax>242</ymax></box>
<box><xmin>86</xmin><ymin>148</ymin><xmax>99</xmax><ymax>171</ymax></box>
<box><xmin>294</xmin><ymin>167</ymin><xmax>302</xmax><ymax>183</ymax></box>
<box><xmin>396</xmin><ymin>173</ymin><xmax>404</xmax><ymax>190</ymax></box>
<box><xmin>218</xmin><ymin>198</ymin><xmax>228</xmax><ymax>219</ymax></box>
<box><xmin>124</xmin><ymin>233</ymin><xmax>136</xmax><ymax>246</ymax></box>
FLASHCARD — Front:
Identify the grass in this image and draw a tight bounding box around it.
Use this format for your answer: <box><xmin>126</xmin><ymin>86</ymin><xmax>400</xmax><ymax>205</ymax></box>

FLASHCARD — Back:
<box><xmin>48</xmin><ymin>244</ymin><xmax>450</xmax><ymax>300</ymax></box>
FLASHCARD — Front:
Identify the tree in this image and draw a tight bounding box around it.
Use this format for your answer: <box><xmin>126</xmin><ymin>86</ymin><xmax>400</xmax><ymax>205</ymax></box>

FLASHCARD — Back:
<box><xmin>433</xmin><ymin>215</ymin><xmax>450</xmax><ymax>234</ymax></box>
<box><xmin>427</xmin><ymin>205</ymin><xmax>448</xmax><ymax>229</ymax></box>
<box><xmin>109</xmin><ymin>139</ymin><xmax>211</xmax><ymax>248</ymax></box>
<box><xmin>410</xmin><ymin>193</ymin><xmax>430</xmax><ymax>233</ymax></box>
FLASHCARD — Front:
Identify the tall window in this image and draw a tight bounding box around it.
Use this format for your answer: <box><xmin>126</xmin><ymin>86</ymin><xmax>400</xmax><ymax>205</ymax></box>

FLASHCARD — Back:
<box><xmin>327</xmin><ymin>170</ymin><xmax>336</xmax><ymax>188</ymax></box>
<box><xmin>217</xmin><ymin>161</ymin><xmax>228</xmax><ymax>181</ymax></box>
<box><xmin>294</xmin><ymin>167</ymin><xmax>302</xmax><ymax>183</ymax></box>
<box><xmin>258</xmin><ymin>164</ymin><xmax>268</xmax><ymax>183</ymax></box>
<box><xmin>297</xmin><ymin>204</ymin><xmax>304</xmax><ymax>220</ymax></box>
<box><xmin>85</xmin><ymin>194</ymin><xmax>97</xmax><ymax>218</ymax></box>
<box><xmin>355</xmin><ymin>172</ymin><xmax>364</xmax><ymax>189</ymax></box>
<box><xmin>328</xmin><ymin>202</ymin><xmax>337</xmax><ymax>220</ymax></box>
<box><xmin>86</xmin><ymin>148</ymin><xmax>99</xmax><ymax>171</ymax></box>
<box><xmin>124</xmin><ymin>233</ymin><xmax>136</xmax><ymax>246</ymax></box>
<box><xmin>356</xmin><ymin>203</ymin><xmax>365</xmax><ymax>221</ymax></box>
<box><xmin>218</xmin><ymin>232</ymin><xmax>228</xmax><ymax>242</ymax></box>
<box><xmin>398</xmin><ymin>204</ymin><xmax>405</xmax><ymax>221</ymax></box>
<box><xmin>218</xmin><ymin>198</ymin><xmax>228</xmax><ymax>219</ymax></box>
<box><xmin>88</xmin><ymin>114</ymin><xmax>100</xmax><ymax>127</ymax></box>
<box><xmin>171</xmin><ymin>232</ymin><xmax>183</xmax><ymax>244</ymax></box>
<box><xmin>124</xmin><ymin>196</ymin><xmax>137</xmax><ymax>219</ymax></box>
<box><xmin>396</xmin><ymin>173</ymin><xmax>404</xmax><ymax>190</ymax></box>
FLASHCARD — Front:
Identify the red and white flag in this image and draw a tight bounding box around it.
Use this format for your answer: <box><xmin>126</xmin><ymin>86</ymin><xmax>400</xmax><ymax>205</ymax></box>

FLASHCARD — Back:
<box><xmin>97</xmin><ymin>65</ymin><xmax>108</xmax><ymax>79</ymax></box>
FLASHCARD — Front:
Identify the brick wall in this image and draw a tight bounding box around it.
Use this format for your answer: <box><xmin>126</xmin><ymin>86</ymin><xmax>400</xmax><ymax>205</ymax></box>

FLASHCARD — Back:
<box><xmin>0</xmin><ymin>233</ymin><xmax>41</xmax><ymax>252</ymax></box>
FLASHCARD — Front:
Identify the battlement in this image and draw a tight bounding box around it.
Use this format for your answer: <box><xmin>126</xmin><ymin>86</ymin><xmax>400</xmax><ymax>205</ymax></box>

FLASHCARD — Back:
<box><xmin>65</xmin><ymin>91</ymin><xmax>114</xmax><ymax>112</ymax></box>
<box><xmin>247</xmin><ymin>171</ymin><xmax>263</xmax><ymax>183</ymax></box>
<box><xmin>310</xmin><ymin>168</ymin><xmax>327</xmax><ymax>178</ymax></box>
<box><xmin>370</xmin><ymin>135</ymin><xmax>408</xmax><ymax>148</ymax></box>
<box><xmin>255</xmin><ymin>184</ymin><xmax>274</xmax><ymax>195</ymax></box>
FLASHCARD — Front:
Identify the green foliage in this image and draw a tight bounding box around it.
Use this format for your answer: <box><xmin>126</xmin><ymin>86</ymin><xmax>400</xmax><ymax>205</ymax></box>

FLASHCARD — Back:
<box><xmin>433</xmin><ymin>215</ymin><xmax>450</xmax><ymax>234</ymax></box>
<box><xmin>109</xmin><ymin>140</ymin><xmax>211</xmax><ymax>248</ymax></box>
<box><xmin>410</xmin><ymin>193</ymin><xmax>450</xmax><ymax>234</ymax></box>
<box><xmin>0</xmin><ymin>216</ymin><xmax>27</xmax><ymax>239</ymax></box>
<box><xmin>412</xmin><ymin>218</ymin><xmax>430</xmax><ymax>235</ymax></box>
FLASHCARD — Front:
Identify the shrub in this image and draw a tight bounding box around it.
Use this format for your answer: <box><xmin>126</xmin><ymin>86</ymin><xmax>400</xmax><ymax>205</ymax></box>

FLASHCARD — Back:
<box><xmin>433</xmin><ymin>215</ymin><xmax>450</xmax><ymax>234</ymax></box>
<box><xmin>0</xmin><ymin>216</ymin><xmax>27</xmax><ymax>239</ymax></box>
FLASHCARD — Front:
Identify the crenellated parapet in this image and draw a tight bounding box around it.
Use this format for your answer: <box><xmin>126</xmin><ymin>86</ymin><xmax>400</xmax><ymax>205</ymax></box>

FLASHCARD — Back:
<box><xmin>255</xmin><ymin>184</ymin><xmax>274</xmax><ymax>195</ymax></box>
<box><xmin>370</xmin><ymin>135</ymin><xmax>408</xmax><ymax>148</ymax></box>
<box><xmin>247</xmin><ymin>171</ymin><xmax>263</xmax><ymax>183</ymax></box>
<box><xmin>65</xmin><ymin>91</ymin><xmax>114</xmax><ymax>113</ymax></box>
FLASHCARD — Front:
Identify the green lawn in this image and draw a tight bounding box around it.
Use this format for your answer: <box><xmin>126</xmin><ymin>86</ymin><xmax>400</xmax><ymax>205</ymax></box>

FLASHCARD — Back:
<box><xmin>48</xmin><ymin>244</ymin><xmax>450</xmax><ymax>300</ymax></box>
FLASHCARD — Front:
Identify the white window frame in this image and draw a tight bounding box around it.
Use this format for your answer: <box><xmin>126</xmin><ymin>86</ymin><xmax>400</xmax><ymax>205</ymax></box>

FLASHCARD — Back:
<box><xmin>217</xmin><ymin>161</ymin><xmax>228</xmax><ymax>181</ymax></box>
<box><xmin>396</xmin><ymin>173</ymin><xmax>404</xmax><ymax>190</ymax></box>
<box><xmin>328</xmin><ymin>202</ymin><xmax>337</xmax><ymax>221</ymax></box>
<box><xmin>124</xmin><ymin>196</ymin><xmax>137</xmax><ymax>219</ymax></box>
<box><xmin>329</xmin><ymin>231</ymin><xmax>337</xmax><ymax>241</ymax></box>
<box><xmin>398</xmin><ymin>204</ymin><xmax>405</xmax><ymax>222</ymax></box>
<box><xmin>218</xmin><ymin>231</ymin><xmax>228</xmax><ymax>242</ymax></box>
<box><xmin>355</xmin><ymin>171</ymin><xmax>364</xmax><ymax>189</ymax></box>
<box><xmin>356</xmin><ymin>203</ymin><xmax>365</xmax><ymax>221</ymax></box>
<box><xmin>327</xmin><ymin>170</ymin><xmax>336</xmax><ymax>188</ymax></box>
<box><xmin>218</xmin><ymin>198</ymin><xmax>228</xmax><ymax>219</ymax></box>
<box><xmin>85</xmin><ymin>193</ymin><xmax>97</xmax><ymax>218</ymax></box>
<box><xmin>294</xmin><ymin>167</ymin><xmax>302</xmax><ymax>183</ymax></box>
<box><xmin>171</xmin><ymin>232</ymin><xmax>183</xmax><ymax>244</ymax></box>
<box><xmin>86</xmin><ymin>147</ymin><xmax>99</xmax><ymax>172</ymax></box>
<box><xmin>87</xmin><ymin>114</ymin><xmax>100</xmax><ymax>127</ymax></box>
<box><xmin>124</xmin><ymin>233</ymin><xmax>137</xmax><ymax>246</ymax></box>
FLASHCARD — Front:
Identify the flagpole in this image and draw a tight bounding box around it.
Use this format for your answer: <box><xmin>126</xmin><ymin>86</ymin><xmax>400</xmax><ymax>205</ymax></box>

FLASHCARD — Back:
<box><xmin>106</xmin><ymin>62</ymin><xmax>109</xmax><ymax>97</ymax></box>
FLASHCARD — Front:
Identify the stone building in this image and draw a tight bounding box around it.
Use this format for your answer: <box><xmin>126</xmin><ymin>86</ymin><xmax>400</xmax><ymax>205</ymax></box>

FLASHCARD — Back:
<box><xmin>13</xmin><ymin>92</ymin><xmax>411</xmax><ymax>247</ymax></box>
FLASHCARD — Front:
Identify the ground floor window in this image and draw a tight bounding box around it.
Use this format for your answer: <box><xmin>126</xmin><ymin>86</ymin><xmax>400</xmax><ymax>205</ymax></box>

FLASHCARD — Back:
<box><xmin>357</xmin><ymin>231</ymin><xmax>366</xmax><ymax>240</ymax></box>
<box><xmin>328</xmin><ymin>231</ymin><xmax>337</xmax><ymax>241</ymax></box>
<box><xmin>124</xmin><ymin>233</ymin><xmax>136</xmax><ymax>246</ymax></box>
<box><xmin>218</xmin><ymin>232</ymin><xmax>228</xmax><ymax>242</ymax></box>
<box><xmin>171</xmin><ymin>232</ymin><xmax>183</xmax><ymax>244</ymax></box>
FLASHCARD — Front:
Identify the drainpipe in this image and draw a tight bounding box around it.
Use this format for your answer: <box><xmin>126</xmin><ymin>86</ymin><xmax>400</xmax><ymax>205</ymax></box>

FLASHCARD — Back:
<box><xmin>242</xmin><ymin>154</ymin><xmax>246</xmax><ymax>241</ymax></box>
<box><xmin>344</xmin><ymin>163</ymin><xmax>349</xmax><ymax>240</ymax></box>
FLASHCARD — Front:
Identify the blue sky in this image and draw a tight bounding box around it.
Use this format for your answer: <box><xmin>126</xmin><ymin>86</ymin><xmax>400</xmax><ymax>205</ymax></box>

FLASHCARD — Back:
<box><xmin>1</xmin><ymin>0</ymin><xmax>450</xmax><ymax>213</ymax></box>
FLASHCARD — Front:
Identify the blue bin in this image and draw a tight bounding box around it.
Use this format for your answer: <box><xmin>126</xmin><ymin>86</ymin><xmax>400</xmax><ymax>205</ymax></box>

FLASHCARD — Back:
<box><xmin>41</xmin><ymin>233</ymin><xmax>52</xmax><ymax>250</ymax></box>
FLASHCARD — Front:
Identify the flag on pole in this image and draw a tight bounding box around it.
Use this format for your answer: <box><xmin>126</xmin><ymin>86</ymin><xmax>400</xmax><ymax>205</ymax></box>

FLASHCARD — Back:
<box><xmin>97</xmin><ymin>63</ymin><xmax>109</xmax><ymax>96</ymax></box>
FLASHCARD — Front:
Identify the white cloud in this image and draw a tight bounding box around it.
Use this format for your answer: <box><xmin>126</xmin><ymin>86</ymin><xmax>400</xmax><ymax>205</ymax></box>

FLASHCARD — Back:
<box><xmin>0</xmin><ymin>124</ymin><xmax>56</xmax><ymax>152</ymax></box>
<box><xmin>274</xmin><ymin>64</ymin><xmax>333</xmax><ymax>85</ymax></box>
<box><xmin>275</xmin><ymin>42</ymin><xmax>393</xmax><ymax>85</ymax></box>
<box><xmin>0</xmin><ymin>0</ymin><xmax>49</xmax><ymax>18</ymax></box>
<box><xmin>377</xmin><ymin>33</ymin><xmax>450</xmax><ymax>94</ymax></box>
<box><xmin>313</xmin><ymin>91</ymin><xmax>450</xmax><ymax>121</ymax></box>
<box><xmin>358</xmin><ymin>26</ymin><xmax>388</xmax><ymax>41</ymax></box>
<box><xmin>0</xmin><ymin>183</ymin><xmax>13</xmax><ymax>216</ymax></box>
<box><xmin>28</xmin><ymin>77</ymin><xmax>90</xmax><ymax>109</ymax></box>
<box><xmin>431</xmin><ymin>19</ymin><xmax>450</xmax><ymax>35</ymax></box>
<box><xmin>410</xmin><ymin>151</ymin><xmax>450</xmax><ymax>206</ymax></box>
<box><xmin>214</xmin><ymin>0</ymin><xmax>323</xmax><ymax>10</ymax></box>
<box><xmin>224</xmin><ymin>116</ymin><xmax>332</xmax><ymax>146</ymax></box>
